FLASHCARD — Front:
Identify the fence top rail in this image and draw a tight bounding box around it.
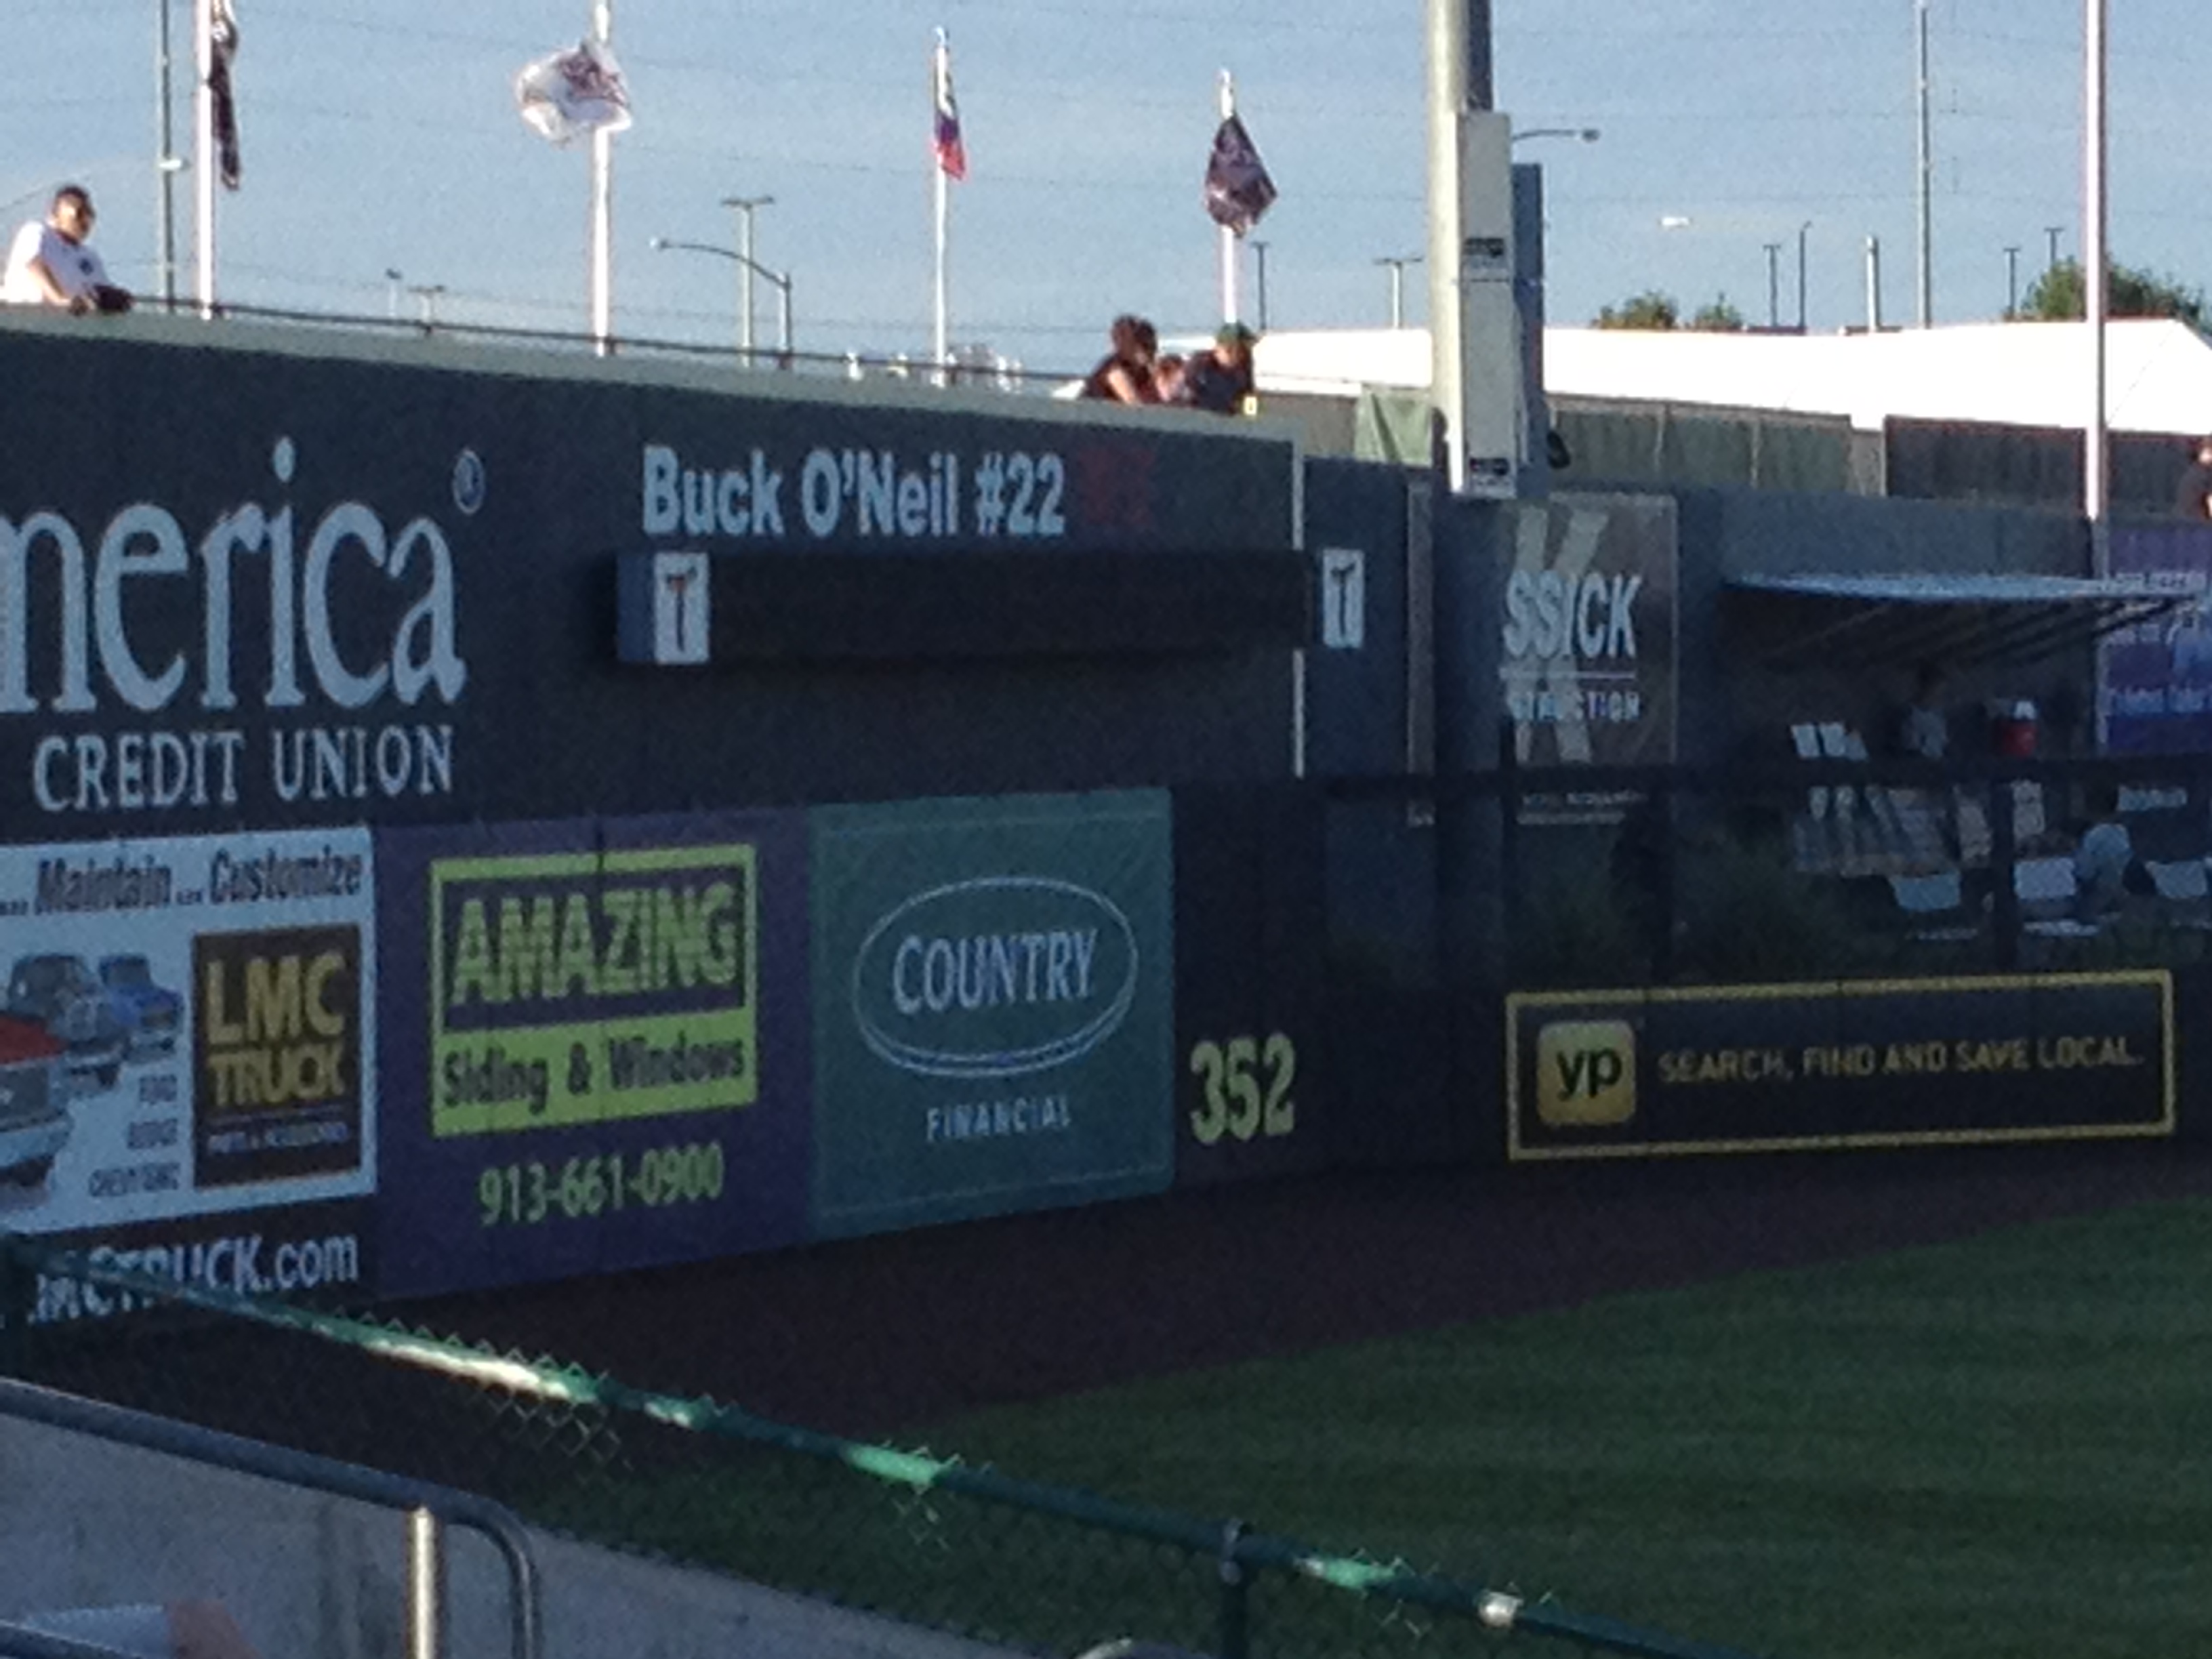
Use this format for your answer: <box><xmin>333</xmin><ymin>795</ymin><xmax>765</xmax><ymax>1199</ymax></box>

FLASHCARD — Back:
<box><xmin>0</xmin><ymin>1262</ymin><xmax>544</xmax><ymax>1659</ymax></box>
<box><xmin>3</xmin><ymin>1242</ymin><xmax>1766</xmax><ymax>1659</ymax></box>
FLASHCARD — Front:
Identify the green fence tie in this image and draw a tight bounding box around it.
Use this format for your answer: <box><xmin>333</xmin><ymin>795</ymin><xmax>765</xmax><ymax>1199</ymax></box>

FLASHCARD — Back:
<box><xmin>844</xmin><ymin>1445</ymin><xmax>949</xmax><ymax>1488</ymax></box>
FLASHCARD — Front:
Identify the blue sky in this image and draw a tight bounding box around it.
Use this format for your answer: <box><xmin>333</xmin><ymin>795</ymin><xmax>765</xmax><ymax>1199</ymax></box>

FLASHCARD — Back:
<box><xmin>5</xmin><ymin>1</ymin><xmax>2207</xmax><ymax>373</ymax></box>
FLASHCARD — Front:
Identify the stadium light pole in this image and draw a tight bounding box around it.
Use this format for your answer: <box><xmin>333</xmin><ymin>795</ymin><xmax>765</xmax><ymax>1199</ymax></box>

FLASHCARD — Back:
<box><xmin>652</xmin><ymin>236</ymin><xmax>795</xmax><ymax>365</ymax></box>
<box><xmin>1376</xmin><ymin>254</ymin><xmax>1423</xmax><ymax>328</ymax></box>
<box><xmin>720</xmin><ymin>194</ymin><xmax>773</xmax><ymax>365</ymax></box>
<box><xmin>1511</xmin><ymin>126</ymin><xmax>1599</xmax><ymax>146</ymax></box>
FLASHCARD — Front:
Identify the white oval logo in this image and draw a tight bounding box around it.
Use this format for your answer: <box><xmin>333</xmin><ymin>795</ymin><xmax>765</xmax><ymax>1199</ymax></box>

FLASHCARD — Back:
<box><xmin>851</xmin><ymin>876</ymin><xmax>1139</xmax><ymax>1080</ymax></box>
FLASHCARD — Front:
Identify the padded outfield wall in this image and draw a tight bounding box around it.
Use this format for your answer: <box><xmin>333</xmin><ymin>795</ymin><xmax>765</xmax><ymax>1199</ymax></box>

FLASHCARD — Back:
<box><xmin>0</xmin><ymin>314</ymin><xmax>1336</xmax><ymax>1306</ymax></box>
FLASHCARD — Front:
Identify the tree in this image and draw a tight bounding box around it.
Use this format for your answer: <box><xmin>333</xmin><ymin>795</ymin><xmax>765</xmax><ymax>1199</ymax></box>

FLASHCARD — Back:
<box><xmin>1595</xmin><ymin>290</ymin><xmax>1679</xmax><ymax>330</ymax></box>
<box><xmin>1689</xmin><ymin>294</ymin><xmax>1746</xmax><ymax>332</ymax></box>
<box><xmin>2016</xmin><ymin>258</ymin><xmax>2207</xmax><ymax>329</ymax></box>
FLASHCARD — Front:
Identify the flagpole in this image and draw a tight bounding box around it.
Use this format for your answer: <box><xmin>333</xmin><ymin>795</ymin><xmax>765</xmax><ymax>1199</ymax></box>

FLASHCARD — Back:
<box><xmin>1218</xmin><ymin>70</ymin><xmax>1238</xmax><ymax>325</ymax></box>
<box><xmin>933</xmin><ymin>28</ymin><xmax>952</xmax><ymax>383</ymax></box>
<box><xmin>192</xmin><ymin>0</ymin><xmax>214</xmax><ymax>315</ymax></box>
<box><xmin>590</xmin><ymin>0</ymin><xmax>615</xmax><ymax>355</ymax></box>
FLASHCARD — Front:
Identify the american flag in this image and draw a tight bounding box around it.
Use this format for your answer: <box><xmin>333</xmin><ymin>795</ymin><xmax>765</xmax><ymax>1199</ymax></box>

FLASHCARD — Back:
<box><xmin>933</xmin><ymin>30</ymin><xmax>967</xmax><ymax>182</ymax></box>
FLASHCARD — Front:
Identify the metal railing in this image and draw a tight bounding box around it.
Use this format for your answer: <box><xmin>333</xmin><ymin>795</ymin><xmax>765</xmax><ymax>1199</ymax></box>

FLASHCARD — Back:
<box><xmin>0</xmin><ymin>1357</ymin><xmax>541</xmax><ymax>1659</ymax></box>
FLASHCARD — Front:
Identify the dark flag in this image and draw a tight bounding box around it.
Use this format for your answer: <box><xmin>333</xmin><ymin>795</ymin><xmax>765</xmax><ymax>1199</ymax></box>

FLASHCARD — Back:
<box><xmin>1203</xmin><ymin>113</ymin><xmax>1275</xmax><ymax>236</ymax></box>
<box><xmin>209</xmin><ymin>0</ymin><xmax>241</xmax><ymax>190</ymax></box>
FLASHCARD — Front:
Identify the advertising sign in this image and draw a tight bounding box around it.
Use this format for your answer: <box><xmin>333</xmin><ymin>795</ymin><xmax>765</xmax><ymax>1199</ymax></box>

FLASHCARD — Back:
<box><xmin>2100</xmin><ymin>525</ymin><xmax>2212</xmax><ymax>754</ymax></box>
<box><xmin>375</xmin><ymin>813</ymin><xmax>811</xmax><ymax>1296</ymax></box>
<box><xmin>1172</xmin><ymin>785</ymin><xmax>1329</xmax><ymax>1187</ymax></box>
<box><xmin>810</xmin><ymin>792</ymin><xmax>1174</xmax><ymax>1237</ymax></box>
<box><xmin>0</xmin><ymin>329</ymin><xmax>1297</xmax><ymax>844</ymax></box>
<box><xmin>0</xmin><ymin>829</ymin><xmax>375</xmax><ymax>1234</ymax></box>
<box><xmin>26</xmin><ymin>1201</ymin><xmax>372</xmax><ymax>1324</ymax></box>
<box><xmin>1500</xmin><ymin>494</ymin><xmax>1679</xmax><ymax>773</ymax></box>
<box><xmin>1508</xmin><ymin>972</ymin><xmax>2173</xmax><ymax>1160</ymax></box>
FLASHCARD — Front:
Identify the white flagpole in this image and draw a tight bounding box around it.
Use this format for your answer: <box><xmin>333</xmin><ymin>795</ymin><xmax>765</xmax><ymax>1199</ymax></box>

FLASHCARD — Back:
<box><xmin>193</xmin><ymin>0</ymin><xmax>215</xmax><ymax>315</ymax></box>
<box><xmin>590</xmin><ymin>0</ymin><xmax>615</xmax><ymax>355</ymax></box>
<box><xmin>933</xmin><ymin>29</ymin><xmax>951</xmax><ymax>382</ymax></box>
<box><xmin>1218</xmin><ymin>70</ymin><xmax>1238</xmax><ymax>326</ymax></box>
<box><xmin>2083</xmin><ymin>0</ymin><xmax>2109</xmax><ymax>535</ymax></box>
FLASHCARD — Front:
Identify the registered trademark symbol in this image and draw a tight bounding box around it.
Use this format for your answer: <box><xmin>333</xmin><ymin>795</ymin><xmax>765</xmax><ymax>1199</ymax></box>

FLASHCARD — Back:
<box><xmin>452</xmin><ymin>449</ymin><xmax>487</xmax><ymax>515</ymax></box>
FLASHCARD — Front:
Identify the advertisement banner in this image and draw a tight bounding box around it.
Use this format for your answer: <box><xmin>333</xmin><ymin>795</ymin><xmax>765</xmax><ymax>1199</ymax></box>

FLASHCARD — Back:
<box><xmin>375</xmin><ymin>813</ymin><xmax>811</xmax><ymax>1296</ymax></box>
<box><xmin>810</xmin><ymin>792</ymin><xmax>1174</xmax><ymax>1237</ymax></box>
<box><xmin>0</xmin><ymin>331</ymin><xmax>1296</xmax><ymax>846</ymax></box>
<box><xmin>1508</xmin><ymin>972</ymin><xmax>2173</xmax><ymax>1160</ymax></box>
<box><xmin>2100</xmin><ymin>525</ymin><xmax>2212</xmax><ymax>754</ymax></box>
<box><xmin>1172</xmin><ymin>785</ymin><xmax>1329</xmax><ymax>1187</ymax></box>
<box><xmin>1500</xmin><ymin>495</ymin><xmax>1678</xmax><ymax>823</ymax></box>
<box><xmin>25</xmin><ymin>1200</ymin><xmax>372</xmax><ymax>1325</ymax></box>
<box><xmin>0</xmin><ymin>830</ymin><xmax>375</xmax><ymax>1233</ymax></box>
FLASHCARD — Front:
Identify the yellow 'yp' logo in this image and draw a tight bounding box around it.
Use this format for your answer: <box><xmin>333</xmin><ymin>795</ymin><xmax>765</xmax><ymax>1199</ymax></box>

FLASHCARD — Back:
<box><xmin>1535</xmin><ymin>1021</ymin><xmax>1637</xmax><ymax>1127</ymax></box>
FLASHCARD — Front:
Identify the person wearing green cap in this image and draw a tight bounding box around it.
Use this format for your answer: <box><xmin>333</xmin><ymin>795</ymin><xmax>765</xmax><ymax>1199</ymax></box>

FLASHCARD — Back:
<box><xmin>1184</xmin><ymin>323</ymin><xmax>1256</xmax><ymax>415</ymax></box>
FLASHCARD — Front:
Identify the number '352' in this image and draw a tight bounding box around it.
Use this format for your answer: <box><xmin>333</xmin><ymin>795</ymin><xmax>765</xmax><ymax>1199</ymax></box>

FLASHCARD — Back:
<box><xmin>1187</xmin><ymin>1034</ymin><xmax>1296</xmax><ymax>1145</ymax></box>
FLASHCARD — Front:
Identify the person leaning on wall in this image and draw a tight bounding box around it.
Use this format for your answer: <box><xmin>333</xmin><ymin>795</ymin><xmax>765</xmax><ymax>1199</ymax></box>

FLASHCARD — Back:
<box><xmin>0</xmin><ymin>185</ymin><xmax>134</xmax><ymax>316</ymax></box>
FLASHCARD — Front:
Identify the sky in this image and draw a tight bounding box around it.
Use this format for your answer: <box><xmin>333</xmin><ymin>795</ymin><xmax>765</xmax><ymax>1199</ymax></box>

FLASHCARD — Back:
<box><xmin>5</xmin><ymin>0</ymin><xmax>2212</xmax><ymax>377</ymax></box>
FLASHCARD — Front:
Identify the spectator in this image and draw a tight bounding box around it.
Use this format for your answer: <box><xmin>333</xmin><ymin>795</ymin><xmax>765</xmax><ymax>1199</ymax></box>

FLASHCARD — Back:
<box><xmin>1183</xmin><ymin>321</ymin><xmax>1256</xmax><ymax>415</ymax></box>
<box><xmin>1078</xmin><ymin>314</ymin><xmax>1158</xmax><ymax>405</ymax></box>
<box><xmin>2072</xmin><ymin>781</ymin><xmax>2140</xmax><ymax>920</ymax></box>
<box><xmin>2177</xmin><ymin>436</ymin><xmax>2212</xmax><ymax>521</ymax></box>
<box><xmin>1151</xmin><ymin>352</ymin><xmax>1189</xmax><ymax>405</ymax></box>
<box><xmin>1</xmin><ymin>186</ymin><xmax>132</xmax><ymax>315</ymax></box>
<box><xmin>1896</xmin><ymin>661</ymin><xmax>1950</xmax><ymax>762</ymax></box>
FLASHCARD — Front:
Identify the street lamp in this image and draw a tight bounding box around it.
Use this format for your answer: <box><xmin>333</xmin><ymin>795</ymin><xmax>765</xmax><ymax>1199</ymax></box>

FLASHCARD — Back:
<box><xmin>1512</xmin><ymin>126</ymin><xmax>1600</xmax><ymax>146</ymax></box>
<box><xmin>651</xmin><ymin>236</ymin><xmax>795</xmax><ymax>365</ymax></box>
<box><xmin>407</xmin><ymin>283</ymin><xmax>446</xmax><ymax>331</ymax></box>
<box><xmin>1797</xmin><ymin>220</ymin><xmax>1812</xmax><ymax>331</ymax></box>
<box><xmin>720</xmin><ymin>194</ymin><xmax>773</xmax><ymax>365</ymax></box>
<box><xmin>1376</xmin><ymin>253</ymin><xmax>1423</xmax><ymax>329</ymax></box>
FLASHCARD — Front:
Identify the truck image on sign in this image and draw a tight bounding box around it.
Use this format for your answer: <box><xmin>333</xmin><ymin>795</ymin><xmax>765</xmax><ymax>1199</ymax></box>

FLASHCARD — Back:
<box><xmin>98</xmin><ymin>954</ymin><xmax>185</xmax><ymax>1061</ymax></box>
<box><xmin>5</xmin><ymin>954</ymin><xmax>127</xmax><ymax>1098</ymax></box>
<box><xmin>0</xmin><ymin>1012</ymin><xmax>70</xmax><ymax>1189</ymax></box>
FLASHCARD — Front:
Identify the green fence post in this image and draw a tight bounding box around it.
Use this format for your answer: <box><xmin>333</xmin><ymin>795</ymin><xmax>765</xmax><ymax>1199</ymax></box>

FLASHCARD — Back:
<box><xmin>1217</xmin><ymin>1518</ymin><xmax>1249</xmax><ymax>1659</ymax></box>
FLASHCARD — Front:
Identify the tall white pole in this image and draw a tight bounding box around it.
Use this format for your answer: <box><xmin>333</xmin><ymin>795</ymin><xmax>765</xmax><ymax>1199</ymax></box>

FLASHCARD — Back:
<box><xmin>590</xmin><ymin>0</ymin><xmax>614</xmax><ymax>355</ymax></box>
<box><xmin>933</xmin><ymin>30</ymin><xmax>951</xmax><ymax>379</ymax></box>
<box><xmin>2084</xmin><ymin>0</ymin><xmax>2109</xmax><ymax>531</ymax></box>
<box><xmin>1914</xmin><ymin>0</ymin><xmax>1933</xmax><ymax>327</ymax></box>
<box><xmin>1426</xmin><ymin>0</ymin><xmax>1467</xmax><ymax>489</ymax></box>
<box><xmin>192</xmin><ymin>0</ymin><xmax>214</xmax><ymax>314</ymax></box>
<box><xmin>1218</xmin><ymin>70</ymin><xmax>1239</xmax><ymax>326</ymax></box>
<box><xmin>155</xmin><ymin>0</ymin><xmax>178</xmax><ymax>309</ymax></box>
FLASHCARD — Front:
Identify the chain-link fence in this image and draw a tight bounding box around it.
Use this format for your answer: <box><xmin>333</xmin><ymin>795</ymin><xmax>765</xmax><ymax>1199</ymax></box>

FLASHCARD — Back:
<box><xmin>0</xmin><ymin>1243</ymin><xmax>1765</xmax><ymax>1659</ymax></box>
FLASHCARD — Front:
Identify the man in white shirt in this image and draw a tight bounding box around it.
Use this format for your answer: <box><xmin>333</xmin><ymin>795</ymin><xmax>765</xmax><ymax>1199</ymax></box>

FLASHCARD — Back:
<box><xmin>1</xmin><ymin>186</ymin><xmax>129</xmax><ymax>314</ymax></box>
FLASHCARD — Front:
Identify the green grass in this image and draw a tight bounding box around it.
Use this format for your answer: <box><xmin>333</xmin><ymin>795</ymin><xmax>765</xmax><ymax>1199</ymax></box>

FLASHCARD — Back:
<box><xmin>918</xmin><ymin>1196</ymin><xmax>2212</xmax><ymax>1659</ymax></box>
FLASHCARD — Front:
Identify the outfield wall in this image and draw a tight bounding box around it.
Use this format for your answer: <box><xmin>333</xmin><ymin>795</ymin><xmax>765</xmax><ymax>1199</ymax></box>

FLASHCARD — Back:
<box><xmin>2</xmin><ymin>314</ymin><xmax>2205</xmax><ymax>1313</ymax></box>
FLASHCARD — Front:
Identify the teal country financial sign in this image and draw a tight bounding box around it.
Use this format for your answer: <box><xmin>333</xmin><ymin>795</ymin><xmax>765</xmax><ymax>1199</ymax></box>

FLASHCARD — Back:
<box><xmin>809</xmin><ymin>792</ymin><xmax>1174</xmax><ymax>1237</ymax></box>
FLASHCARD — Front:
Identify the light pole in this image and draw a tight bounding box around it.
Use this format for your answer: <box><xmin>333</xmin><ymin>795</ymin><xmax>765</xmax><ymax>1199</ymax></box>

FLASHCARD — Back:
<box><xmin>1914</xmin><ymin>0</ymin><xmax>1933</xmax><ymax>326</ymax></box>
<box><xmin>1251</xmin><ymin>239</ymin><xmax>1271</xmax><ymax>331</ymax></box>
<box><xmin>2004</xmin><ymin>245</ymin><xmax>2021</xmax><ymax>316</ymax></box>
<box><xmin>383</xmin><ymin>267</ymin><xmax>405</xmax><ymax>322</ymax></box>
<box><xmin>651</xmin><ymin>237</ymin><xmax>795</xmax><ymax>365</ymax></box>
<box><xmin>1376</xmin><ymin>254</ymin><xmax>1422</xmax><ymax>328</ymax></box>
<box><xmin>408</xmin><ymin>283</ymin><xmax>446</xmax><ymax>331</ymax></box>
<box><xmin>2045</xmin><ymin>224</ymin><xmax>2064</xmax><ymax>272</ymax></box>
<box><xmin>1511</xmin><ymin>125</ymin><xmax>1600</xmax><ymax>146</ymax></box>
<box><xmin>1797</xmin><ymin>220</ymin><xmax>1812</xmax><ymax>331</ymax></box>
<box><xmin>1763</xmin><ymin>242</ymin><xmax>1782</xmax><ymax>329</ymax></box>
<box><xmin>721</xmin><ymin>194</ymin><xmax>773</xmax><ymax>365</ymax></box>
